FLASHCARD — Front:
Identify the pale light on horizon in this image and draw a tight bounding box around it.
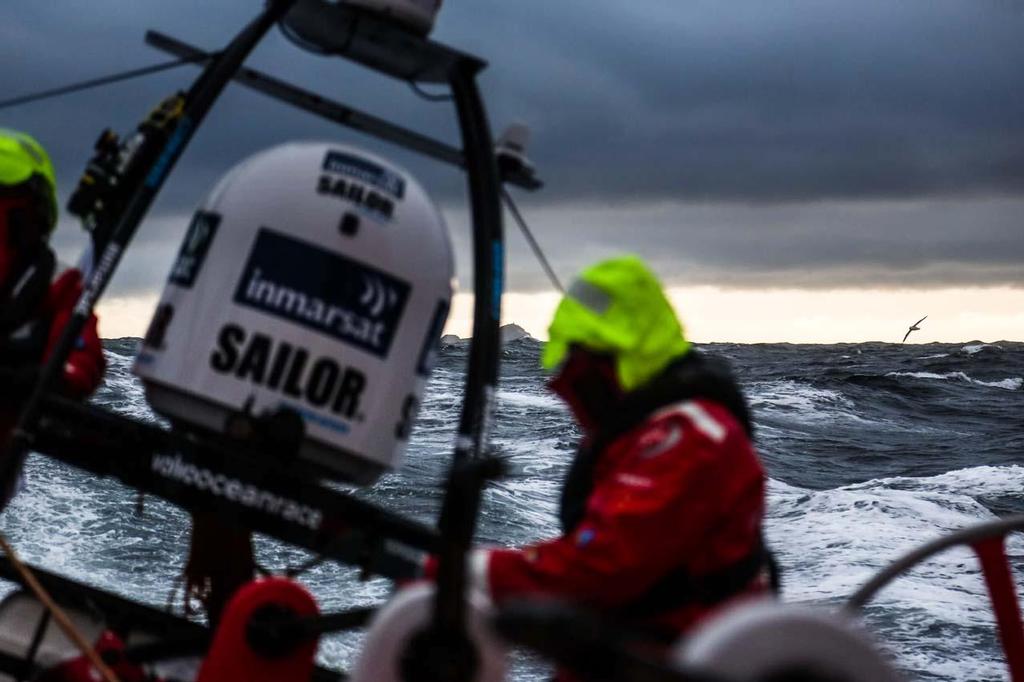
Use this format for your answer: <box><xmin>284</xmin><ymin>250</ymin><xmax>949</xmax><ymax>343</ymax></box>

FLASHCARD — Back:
<box><xmin>95</xmin><ymin>294</ymin><xmax>161</xmax><ymax>340</ymax></box>
<box><xmin>98</xmin><ymin>286</ymin><xmax>1023</xmax><ymax>345</ymax></box>
<box><xmin>446</xmin><ymin>286</ymin><xmax>1024</xmax><ymax>344</ymax></box>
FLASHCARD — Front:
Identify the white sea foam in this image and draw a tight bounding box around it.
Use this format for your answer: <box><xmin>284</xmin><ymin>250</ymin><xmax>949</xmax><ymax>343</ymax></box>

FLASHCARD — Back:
<box><xmin>917</xmin><ymin>353</ymin><xmax>950</xmax><ymax>360</ymax></box>
<box><xmin>497</xmin><ymin>389</ymin><xmax>564</xmax><ymax>411</ymax></box>
<box><xmin>961</xmin><ymin>343</ymin><xmax>1002</xmax><ymax>356</ymax></box>
<box><xmin>92</xmin><ymin>349</ymin><xmax>162</xmax><ymax>422</ymax></box>
<box><xmin>886</xmin><ymin>370</ymin><xmax>1022</xmax><ymax>391</ymax></box>
<box><xmin>887</xmin><ymin>370</ymin><xmax>958</xmax><ymax>381</ymax></box>
<box><xmin>976</xmin><ymin>377</ymin><xmax>1023</xmax><ymax>390</ymax></box>
<box><xmin>767</xmin><ymin>465</ymin><xmax>1024</xmax><ymax>679</ymax></box>
<box><xmin>0</xmin><ymin>454</ymin><xmax>190</xmax><ymax>609</ymax></box>
<box><xmin>749</xmin><ymin>380</ymin><xmax>876</xmax><ymax>425</ymax></box>
<box><xmin>484</xmin><ymin>477</ymin><xmax>562</xmax><ymax>544</ymax></box>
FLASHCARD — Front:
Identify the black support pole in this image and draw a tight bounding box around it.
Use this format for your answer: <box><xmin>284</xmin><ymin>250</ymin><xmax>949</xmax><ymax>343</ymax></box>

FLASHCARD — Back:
<box><xmin>449</xmin><ymin>61</ymin><xmax>504</xmax><ymax>465</ymax></box>
<box><xmin>144</xmin><ymin>31</ymin><xmax>470</xmax><ymax>173</ymax></box>
<box><xmin>409</xmin><ymin>60</ymin><xmax>504</xmax><ymax>682</ymax></box>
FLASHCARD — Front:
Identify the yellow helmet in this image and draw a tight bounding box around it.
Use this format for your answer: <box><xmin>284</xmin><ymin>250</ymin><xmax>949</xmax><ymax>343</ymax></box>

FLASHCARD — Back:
<box><xmin>0</xmin><ymin>129</ymin><xmax>58</xmax><ymax>233</ymax></box>
<box><xmin>542</xmin><ymin>255</ymin><xmax>691</xmax><ymax>391</ymax></box>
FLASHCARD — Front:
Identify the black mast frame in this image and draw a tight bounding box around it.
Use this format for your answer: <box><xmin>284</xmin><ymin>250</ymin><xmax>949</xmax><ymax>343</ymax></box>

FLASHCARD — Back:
<box><xmin>0</xmin><ymin>1</ymin><xmax>526</xmax><ymax>675</ymax></box>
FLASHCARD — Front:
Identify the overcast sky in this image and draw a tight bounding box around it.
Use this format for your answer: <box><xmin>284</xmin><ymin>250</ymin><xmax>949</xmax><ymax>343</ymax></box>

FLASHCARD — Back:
<box><xmin>1</xmin><ymin>1</ymin><xmax>1021</xmax><ymax>340</ymax></box>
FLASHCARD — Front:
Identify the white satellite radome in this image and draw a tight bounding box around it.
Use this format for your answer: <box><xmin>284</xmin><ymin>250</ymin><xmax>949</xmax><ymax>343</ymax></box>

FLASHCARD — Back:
<box><xmin>134</xmin><ymin>141</ymin><xmax>454</xmax><ymax>485</ymax></box>
<box><xmin>674</xmin><ymin>600</ymin><xmax>903</xmax><ymax>682</ymax></box>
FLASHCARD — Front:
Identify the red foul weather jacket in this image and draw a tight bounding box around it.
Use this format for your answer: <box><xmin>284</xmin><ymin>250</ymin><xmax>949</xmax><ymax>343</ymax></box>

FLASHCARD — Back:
<box><xmin>468</xmin><ymin>352</ymin><xmax>771</xmax><ymax>644</ymax></box>
<box><xmin>1</xmin><ymin>266</ymin><xmax>105</xmax><ymax>431</ymax></box>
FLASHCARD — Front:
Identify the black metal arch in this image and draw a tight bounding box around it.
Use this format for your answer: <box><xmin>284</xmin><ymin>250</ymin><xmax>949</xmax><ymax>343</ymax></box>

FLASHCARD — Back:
<box><xmin>0</xmin><ymin>0</ymin><xmax>525</xmax><ymax>676</ymax></box>
<box><xmin>6</xmin><ymin>0</ymin><xmax>514</xmax><ymax>575</ymax></box>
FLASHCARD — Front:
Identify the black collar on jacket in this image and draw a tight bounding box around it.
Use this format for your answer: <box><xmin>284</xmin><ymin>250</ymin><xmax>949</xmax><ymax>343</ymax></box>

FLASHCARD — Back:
<box><xmin>559</xmin><ymin>349</ymin><xmax>754</xmax><ymax>534</ymax></box>
<box><xmin>0</xmin><ymin>246</ymin><xmax>56</xmax><ymax>370</ymax></box>
<box><xmin>0</xmin><ymin>246</ymin><xmax>54</xmax><ymax>334</ymax></box>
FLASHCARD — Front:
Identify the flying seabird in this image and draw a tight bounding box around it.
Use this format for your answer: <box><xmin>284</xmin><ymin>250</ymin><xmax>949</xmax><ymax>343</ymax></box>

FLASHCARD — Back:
<box><xmin>902</xmin><ymin>315</ymin><xmax>927</xmax><ymax>343</ymax></box>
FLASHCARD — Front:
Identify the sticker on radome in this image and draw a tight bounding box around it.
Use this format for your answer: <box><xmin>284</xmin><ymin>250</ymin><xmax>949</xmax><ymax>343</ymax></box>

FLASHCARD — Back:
<box><xmin>233</xmin><ymin>228</ymin><xmax>410</xmax><ymax>358</ymax></box>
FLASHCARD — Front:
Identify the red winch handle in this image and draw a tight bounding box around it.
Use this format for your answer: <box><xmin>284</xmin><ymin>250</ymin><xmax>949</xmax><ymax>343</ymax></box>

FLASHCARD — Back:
<box><xmin>196</xmin><ymin>577</ymin><xmax>319</xmax><ymax>682</ymax></box>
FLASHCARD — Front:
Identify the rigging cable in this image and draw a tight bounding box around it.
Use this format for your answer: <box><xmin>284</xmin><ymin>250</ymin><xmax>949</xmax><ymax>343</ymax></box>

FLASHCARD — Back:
<box><xmin>0</xmin><ymin>47</ymin><xmax>560</xmax><ymax>299</ymax></box>
<box><xmin>501</xmin><ymin>187</ymin><xmax>565</xmax><ymax>294</ymax></box>
<box><xmin>0</xmin><ymin>56</ymin><xmax>206</xmax><ymax>112</ymax></box>
<box><xmin>0</xmin><ymin>534</ymin><xmax>123</xmax><ymax>682</ymax></box>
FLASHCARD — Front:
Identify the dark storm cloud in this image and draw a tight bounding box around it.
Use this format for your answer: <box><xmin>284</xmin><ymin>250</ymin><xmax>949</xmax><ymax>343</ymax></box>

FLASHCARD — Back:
<box><xmin>1</xmin><ymin>1</ymin><xmax>1022</xmax><ymax>296</ymax></box>
<box><xmin>448</xmin><ymin>0</ymin><xmax>1024</xmax><ymax>201</ymax></box>
<box><xmin>4</xmin><ymin>1</ymin><xmax>1022</xmax><ymax>203</ymax></box>
<box><xmin>454</xmin><ymin>195</ymin><xmax>1024</xmax><ymax>293</ymax></box>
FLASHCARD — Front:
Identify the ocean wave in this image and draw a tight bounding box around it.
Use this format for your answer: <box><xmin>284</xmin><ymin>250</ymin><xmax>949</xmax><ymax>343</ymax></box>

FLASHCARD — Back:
<box><xmin>22</xmin><ymin>339</ymin><xmax>1021</xmax><ymax>682</ymax></box>
<box><xmin>961</xmin><ymin>343</ymin><xmax>1002</xmax><ymax>356</ymax></box>
<box><xmin>483</xmin><ymin>478</ymin><xmax>562</xmax><ymax>544</ymax></box>
<box><xmin>748</xmin><ymin>380</ymin><xmax>876</xmax><ymax>425</ymax></box>
<box><xmin>496</xmin><ymin>389</ymin><xmax>564</xmax><ymax>412</ymax></box>
<box><xmin>767</xmin><ymin>465</ymin><xmax>1024</xmax><ymax>680</ymax></box>
<box><xmin>102</xmin><ymin>337</ymin><xmax>142</xmax><ymax>357</ymax></box>
<box><xmin>92</xmin><ymin>350</ymin><xmax>163</xmax><ymax>422</ymax></box>
<box><xmin>3</xmin><ymin>455</ymin><xmax>190</xmax><ymax>609</ymax></box>
<box><xmin>885</xmin><ymin>370</ymin><xmax>1022</xmax><ymax>391</ymax></box>
<box><xmin>767</xmin><ymin>474</ymin><xmax>1001</xmax><ymax>601</ymax></box>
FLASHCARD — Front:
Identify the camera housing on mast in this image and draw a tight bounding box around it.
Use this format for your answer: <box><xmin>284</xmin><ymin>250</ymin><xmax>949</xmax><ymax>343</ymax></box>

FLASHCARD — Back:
<box><xmin>281</xmin><ymin>0</ymin><xmax>443</xmax><ymax>53</ymax></box>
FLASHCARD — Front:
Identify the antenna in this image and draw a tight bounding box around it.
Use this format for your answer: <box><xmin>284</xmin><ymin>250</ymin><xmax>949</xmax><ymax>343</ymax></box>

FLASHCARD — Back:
<box><xmin>495</xmin><ymin>122</ymin><xmax>542</xmax><ymax>191</ymax></box>
<box><xmin>495</xmin><ymin>123</ymin><xmax>563</xmax><ymax>293</ymax></box>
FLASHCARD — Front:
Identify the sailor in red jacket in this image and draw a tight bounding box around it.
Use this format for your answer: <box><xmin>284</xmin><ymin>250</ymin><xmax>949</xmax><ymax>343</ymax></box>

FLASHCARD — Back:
<box><xmin>467</xmin><ymin>256</ymin><xmax>774</xmax><ymax>646</ymax></box>
<box><xmin>0</xmin><ymin>129</ymin><xmax>104</xmax><ymax>505</ymax></box>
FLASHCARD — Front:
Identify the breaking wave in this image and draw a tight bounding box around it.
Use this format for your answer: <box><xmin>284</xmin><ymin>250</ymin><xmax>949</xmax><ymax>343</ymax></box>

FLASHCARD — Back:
<box><xmin>769</xmin><ymin>465</ymin><xmax>1024</xmax><ymax>681</ymax></box>
<box><xmin>961</xmin><ymin>343</ymin><xmax>1002</xmax><ymax>356</ymax></box>
<box><xmin>885</xmin><ymin>370</ymin><xmax>1022</xmax><ymax>391</ymax></box>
